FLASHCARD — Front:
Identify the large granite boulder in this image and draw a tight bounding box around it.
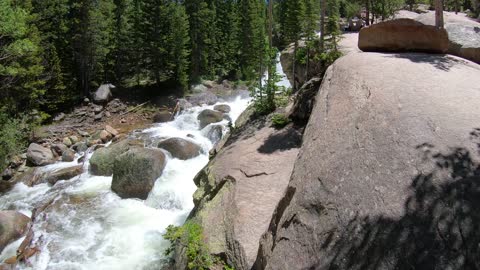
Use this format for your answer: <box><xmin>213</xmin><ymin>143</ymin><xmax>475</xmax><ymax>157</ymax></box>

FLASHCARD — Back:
<box><xmin>153</xmin><ymin>111</ymin><xmax>173</xmax><ymax>123</ymax></box>
<box><xmin>198</xmin><ymin>109</ymin><xmax>224</xmax><ymax>129</ymax></box>
<box><xmin>358</xmin><ymin>18</ymin><xmax>449</xmax><ymax>53</ymax></box>
<box><xmin>89</xmin><ymin>139</ymin><xmax>143</xmax><ymax>176</ymax></box>
<box><xmin>255</xmin><ymin>52</ymin><xmax>480</xmax><ymax>269</ymax></box>
<box><xmin>0</xmin><ymin>211</ymin><xmax>30</xmax><ymax>253</ymax></box>
<box><xmin>44</xmin><ymin>165</ymin><xmax>83</xmax><ymax>185</ymax></box>
<box><xmin>111</xmin><ymin>148</ymin><xmax>166</xmax><ymax>199</ymax></box>
<box><xmin>92</xmin><ymin>84</ymin><xmax>114</xmax><ymax>104</ymax></box>
<box><xmin>157</xmin><ymin>137</ymin><xmax>201</xmax><ymax>160</ymax></box>
<box><xmin>213</xmin><ymin>104</ymin><xmax>231</xmax><ymax>113</ymax></box>
<box><xmin>26</xmin><ymin>143</ymin><xmax>55</xmax><ymax>166</ymax></box>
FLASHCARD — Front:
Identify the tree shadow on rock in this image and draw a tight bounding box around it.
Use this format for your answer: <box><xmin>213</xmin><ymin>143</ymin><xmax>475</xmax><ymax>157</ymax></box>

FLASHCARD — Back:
<box><xmin>325</xmin><ymin>131</ymin><xmax>480</xmax><ymax>270</ymax></box>
<box><xmin>383</xmin><ymin>53</ymin><xmax>468</xmax><ymax>72</ymax></box>
<box><xmin>257</xmin><ymin>125</ymin><xmax>302</xmax><ymax>154</ymax></box>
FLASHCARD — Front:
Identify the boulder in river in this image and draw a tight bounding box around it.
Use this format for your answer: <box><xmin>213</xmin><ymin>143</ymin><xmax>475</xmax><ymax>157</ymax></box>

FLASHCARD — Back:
<box><xmin>205</xmin><ymin>125</ymin><xmax>223</xmax><ymax>144</ymax></box>
<box><xmin>26</xmin><ymin>143</ymin><xmax>55</xmax><ymax>166</ymax></box>
<box><xmin>89</xmin><ymin>139</ymin><xmax>144</xmax><ymax>176</ymax></box>
<box><xmin>0</xmin><ymin>211</ymin><xmax>30</xmax><ymax>253</ymax></box>
<box><xmin>157</xmin><ymin>137</ymin><xmax>202</xmax><ymax>160</ymax></box>
<box><xmin>358</xmin><ymin>18</ymin><xmax>449</xmax><ymax>53</ymax></box>
<box><xmin>213</xmin><ymin>104</ymin><xmax>231</xmax><ymax>113</ymax></box>
<box><xmin>153</xmin><ymin>111</ymin><xmax>173</xmax><ymax>123</ymax></box>
<box><xmin>92</xmin><ymin>84</ymin><xmax>114</xmax><ymax>104</ymax></box>
<box><xmin>188</xmin><ymin>92</ymin><xmax>218</xmax><ymax>106</ymax></box>
<box><xmin>111</xmin><ymin>148</ymin><xmax>166</xmax><ymax>199</ymax></box>
<box><xmin>62</xmin><ymin>148</ymin><xmax>76</xmax><ymax>162</ymax></box>
<box><xmin>44</xmin><ymin>165</ymin><xmax>83</xmax><ymax>185</ymax></box>
<box><xmin>51</xmin><ymin>143</ymin><xmax>69</xmax><ymax>156</ymax></box>
<box><xmin>197</xmin><ymin>109</ymin><xmax>224</xmax><ymax>129</ymax></box>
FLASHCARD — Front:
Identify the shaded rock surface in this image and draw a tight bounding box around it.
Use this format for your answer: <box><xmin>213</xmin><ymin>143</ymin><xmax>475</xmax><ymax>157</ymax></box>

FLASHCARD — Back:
<box><xmin>157</xmin><ymin>137</ymin><xmax>201</xmax><ymax>160</ymax></box>
<box><xmin>198</xmin><ymin>109</ymin><xmax>224</xmax><ymax>129</ymax></box>
<box><xmin>92</xmin><ymin>84</ymin><xmax>114</xmax><ymax>104</ymax></box>
<box><xmin>287</xmin><ymin>77</ymin><xmax>322</xmax><ymax>124</ymax></box>
<box><xmin>89</xmin><ymin>139</ymin><xmax>144</xmax><ymax>176</ymax></box>
<box><xmin>213</xmin><ymin>104</ymin><xmax>231</xmax><ymax>113</ymax></box>
<box><xmin>358</xmin><ymin>18</ymin><xmax>449</xmax><ymax>53</ymax></box>
<box><xmin>153</xmin><ymin>111</ymin><xmax>173</xmax><ymax>123</ymax></box>
<box><xmin>26</xmin><ymin>143</ymin><xmax>55</xmax><ymax>166</ymax></box>
<box><xmin>0</xmin><ymin>211</ymin><xmax>30</xmax><ymax>253</ymax></box>
<box><xmin>111</xmin><ymin>148</ymin><xmax>166</xmax><ymax>199</ymax></box>
<box><xmin>255</xmin><ymin>52</ymin><xmax>480</xmax><ymax>269</ymax></box>
<box><xmin>173</xmin><ymin>114</ymin><xmax>302</xmax><ymax>269</ymax></box>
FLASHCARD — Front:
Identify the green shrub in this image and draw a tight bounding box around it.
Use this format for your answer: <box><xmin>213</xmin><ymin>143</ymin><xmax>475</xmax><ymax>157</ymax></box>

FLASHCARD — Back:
<box><xmin>164</xmin><ymin>222</ymin><xmax>235</xmax><ymax>270</ymax></box>
<box><xmin>271</xmin><ymin>113</ymin><xmax>290</xmax><ymax>129</ymax></box>
<box><xmin>0</xmin><ymin>110</ymin><xmax>30</xmax><ymax>172</ymax></box>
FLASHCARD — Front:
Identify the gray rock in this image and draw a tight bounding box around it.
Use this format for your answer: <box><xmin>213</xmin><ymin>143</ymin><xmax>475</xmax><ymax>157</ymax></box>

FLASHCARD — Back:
<box><xmin>105</xmin><ymin>125</ymin><xmax>119</xmax><ymax>137</ymax></box>
<box><xmin>358</xmin><ymin>19</ymin><xmax>449</xmax><ymax>53</ymax></box>
<box><xmin>213</xmin><ymin>104</ymin><xmax>231</xmax><ymax>113</ymax></box>
<box><xmin>92</xmin><ymin>84</ymin><xmax>115</xmax><ymax>104</ymax></box>
<box><xmin>177</xmin><ymin>98</ymin><xmax>193</xmax><ymax>112</ymax></box>
<box><xmin>0</xmin><ymin>211</ymin><xmax>30</xmax><ymax>253</ymax></box>
<box><xmin>72</xmin><ymin>142</ymin><xmax>88</xmax><ymax>153</ymax></box>
<box><xmin>26</xmin><ymin>143</ymin><xmax>55</xmax><ymax>166</ymax></box>
<box><xmin>256</xmin><ymin>51</ymin><xmax>480</xmax><ymax>270</ymax></box>
<box><xmin>202</xmin><ymin>80</ymin><xmax>215</xmax><ymax>88</ymax></box>
<box><xmin>94</xmin><ymin>112</ymin><xmax>103</xmax><ymax>121</ymax></box>
<box><xmin>197</xmin><ymin>109</ymin><xmax>224</xmax><ymax>129</ymax></box>
<box><xmin>111</xmin><ymin>148</ymin><xmax>166</xmax><ymax>199</ymax></box>
<box><xmin>192</xmin><ymin>84</ymin><xmax>208</xmax><ymax>93</ymax></box>
<box><xmin>62</xmin><ymin>137</ymin><xmax>72</xmax><ymax>147</ymax></box>
<box><xmin>157</xmin><ymin>137</ymin><xmax>202</xmax><ymax>160</ymax></box>
<box><xmin>89</xmin><ymin>139</ymin><xmax>144</xmax><ymax>176</ymax></box>
<box><xmin>153</xmin><ymin>111</ymin><xmax>173</xmax><ymax>123</ymax></box>
<box><xmin>188</xmin><ymin>92</ymin><xmax>218</xmax><ymax>106</ymax></box>
<box><xmin>44</xmin><ymin>165</ymin><xmax>83</xmax><ymax>185</ymax></box>
<box><xmin>205</xmin><ymin>125</ymin><xmax>223</xmax><ymax>144</ymax></box>
<box><xmin>51</xmin><ymin>143</ymin><xmax>69</xmax><ymax>156</ymax></box>
<box><xmin>286</xmin><ymin>77</ymin><xmax>322</xmax><ymax>124</ymax></box>
<box><xmin>1</xmin><ymin>168</ymin><xmax>13</xmax><ymax>180</ymax></box>
<box><xmin>69</xmin><ymin>135</ymin><xmax>79</xmax><ymax>144</ymax></box>
<box><xmin>62</xmin><ymin>148</ymin><xmax>76</xmax><ymax>162</ymax></box>
<box><xmin>78</xmin><ymin>130</ymin><xmax>90</xmax><ymax>137</ymax></box>
<box><xmin>93</xmin><ymin>105</ymin><xmax>103</xmax><ymax>113</ymax></box>
<box><xmin>53</xmin><ymin>113</ymin><xmax>66</xmax><ymax>122</ymax></box>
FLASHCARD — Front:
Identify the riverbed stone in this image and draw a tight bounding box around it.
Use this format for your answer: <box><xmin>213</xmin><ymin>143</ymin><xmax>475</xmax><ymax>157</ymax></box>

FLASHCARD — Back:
<box><xmin>89</xmin><ymin>139</ymin><xmax>143</xmax><ymax>176</ymax></box>
<box><xmin>157</xmin><ymin>137</ymin><xmax>202</xmax><ymax>160</ymax></box>
<box><xmin>198</xmin><ymin>109</ymin><xmax>224</xmax><ymax>129</ymax></box>
<box><xmin>62</xmin><ymin>148</ymin><xmax>76</xmax><ymax>162</ymax></box>
<box><xmin>213</xmin><ymin>104</ymin><xmax>231</xmax><ymax>113</ymax></box>
<box><xmin>26</xmin><ymin>143</ymin><xmax>55</xmax><ymax>166</ymax></box>
<box><xmin>0</xmin><ymin>211</ymin><xmax>30</xmax><ymax>253</ymax></box>
<box><xmin>44</xmin><ymin>165</ymin><xmax>83</xmax><ymax>185</ymax></box>
<box><xmin>111</xmin><ymin>148</ymin><xmax>166</xmax><ymax>199</ymax></box>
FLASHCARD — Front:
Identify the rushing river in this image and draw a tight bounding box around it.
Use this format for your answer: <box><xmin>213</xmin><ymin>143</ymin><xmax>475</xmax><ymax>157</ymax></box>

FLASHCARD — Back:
<box><xmin>0</xmin><ymin>95</ymin><xmax>250</xmax><ymax>270</ymax></box>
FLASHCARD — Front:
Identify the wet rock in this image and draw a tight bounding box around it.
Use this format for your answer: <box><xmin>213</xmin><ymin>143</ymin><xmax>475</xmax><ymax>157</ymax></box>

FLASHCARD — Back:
<box><xmin>62</xmin><ymin>148</ymin><xmax>76</xmax><ymax>162</ymax></box>
<box><xmin>1</xmin><ymin>168</ymin><xmax>13</xmax><ymax>181</ymax></box>
<box><xmin>177</xmin><ymin>99</ymin><xmax>193</xmax><ymax>112</ymax></box>
<box><xmin>198</xmin><ymin>109</ymin><xmax>224</xmax><ymax>129</ymax></box>
<box><xmin>11</xmin><ymin>167</ymin><xmax>42</xmax><ymax>186</ymax></box>
<box><xmin>111</xmin><ymin>148</ymin><xmax>166</xmax><ymax>199</ymax></box>
<box><xmin>153</xmin><ymin>111</ymin><xmax>173</xmax><ymax>123</ymax></box>
<box><xmin>188</xmin><ymin>92</ymin><xmax>218</xmax><ymax>106</ymax></box>
<box><xmin>0</xmin><ymin>181</ymin><xmax>14</xmax><ymax>194</ymax></box>
<box><xmin>89</xmin><ymin>139</ymin><xmax>143</xmax><ymax>176</ymax></box>
<box><xmin>0</xmin><ymin>211</ymin><xmax>30</xmax><ymax>253</ymax></box>
<box><xmin>213</xmin><ymin>104</ymin><xmax>231</xmax><ymax>113</ymax></box>
<box><xmin>358</xmin><ymin>19</ymin><xmax>449</xmax><ymax>53</ymax></box>
<box><xmin>44</xmin><ymin>165</ymin><xmax>83</xmax><ymax>185</ymax></box>
<box><xmin>205</xmin><ymin>125</ymin><xmax>223</xmax><ymax>144</ymax></box>
<box><xmin>72</xmin><ymin>142</ymin><xmax>88</xmax><ymax>153</ymax></box>
<box><xmin>26</xmin><ymin>143</ymin><xmax>55</xmax><ymax>166</ymax></box>
<box><xmin>105</xmin><ymin>125</ymin><xmax>119</xmax><ymax>137</ymax></box>
<box><xmin>92</xmin><ymin>84</ymin><xmax>114</xmax><ymax>104</ymax></box>
<box><xmin>157</xmin><ymin>137</ymin><xmax>202</xmax><ymax>160</ymax></box>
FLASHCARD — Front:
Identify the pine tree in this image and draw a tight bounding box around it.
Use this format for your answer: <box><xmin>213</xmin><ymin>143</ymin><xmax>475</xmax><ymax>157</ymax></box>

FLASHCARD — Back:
<box><xmin>282</xmin><ymin>0</ymin><xmax>305</xmax><ymax>90</ymax></box>
<box><xmin>0</xmin><ymin>0</ymin><xmax>45</xmax><ymax>112</ymax></box>
<box><xmin>214</xmin><ymin>0</ymin><xmax>240</xmax><ymax>79</ymax></box>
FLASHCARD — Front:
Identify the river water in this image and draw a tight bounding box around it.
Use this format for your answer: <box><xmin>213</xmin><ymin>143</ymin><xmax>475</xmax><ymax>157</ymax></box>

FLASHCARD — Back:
<box><xmin>0</xmin><ymin>95</ymin><xmax>250</xmax><ymax>270</ymax></box>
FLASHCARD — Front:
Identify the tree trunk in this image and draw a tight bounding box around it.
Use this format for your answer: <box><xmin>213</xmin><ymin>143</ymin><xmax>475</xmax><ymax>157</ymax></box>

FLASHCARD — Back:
<box><xmin>320</xmin><ymin>0</ymin><xmax>326</xmax><ymax>51</ymax></box>
<box><xmin>365</xmin><ymin>0</ymin><xmax>370</xmax><ymax>26</ymax></box>
<box><xmin>435</xmin><ymin>0</ymin><xmax>444</xmax><ymax>28</ymax></box>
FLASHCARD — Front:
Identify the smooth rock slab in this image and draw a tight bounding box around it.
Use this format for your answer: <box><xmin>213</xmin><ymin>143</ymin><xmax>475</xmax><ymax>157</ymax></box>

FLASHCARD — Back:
<box><xmin>0</xmin><ymin>211</ymin><xmax>30</xmax><ymax>253</ymax></box>
<box><xmin>26</xmin><ymin>143</ymin><xmax>54</xmax><ymax>166</ymax></box>
<box><xmin>157</xmin><ymin>137</ymin><xmax>201</xmax><ymax>160</ymax></box>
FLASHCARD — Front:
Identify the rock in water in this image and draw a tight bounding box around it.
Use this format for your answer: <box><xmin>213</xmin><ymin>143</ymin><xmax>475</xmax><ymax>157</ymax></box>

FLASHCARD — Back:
<box><xmin>89</xmin><ymin>139</ymin><xmax>144</xmax><ymax>176</ymax></box>
<box><xmin>0</xmin><ymin>211</ymin><xmax>30</xmax><ymax>253</ymax></box>
<box><xmin>197</xmin><ymin>109</ymin><xmax>224</xmax><ymax>129</ymax></box>
<box><xmin>92</xmin><ymin>84</ymin><xmax>114</xmax><ymax>104</ymax></box>
<box><xmin>358</xmin><ymin>18</ymin><xmax>449</xmax><ymax>53</ymax></box>
<box><xmin>157</xmin><ymin>137</ymin><xmax>201</xmax><ymax>160</ymax></box>
<box><xmin>26</xmin><ymin>143</ymin><xmax>55</xmax><ymax>166</ymax></box>
<box><xmin>44</xmin><ymin>165</ymin><xmax>83</xmax><ymax>185</ymax></box>
<box><xmin>213</xmin><ymin>104</ymin><xmax>231</xmax><ymax>113</ymax></box>
<box><xmin>188</xmin><ymin>92</ymin><xmax>218</xmax><ymax>106</ymax></box>
<box><xmin>62</xmin><ymin>148</ymin><xmax>76</xmax><ymax>162</ymax></box>
<box><xmin>153</xmin><ymin>111</ymin><xmax>173</xmax><ymax>123</ymax></box>
<box><xmin>111</xmin><ymin>148</ymin><xmax>166</xmax><ymax>199</ymax></box>
<box><xmin>205</xmin><ymin>125</ymin><xmax>223</xmax><ymax>144</ymax></box>
<box><xmin>256</xmin><ymin>52</ymin><xmax>480</xmax><ymax>269</ymax></box>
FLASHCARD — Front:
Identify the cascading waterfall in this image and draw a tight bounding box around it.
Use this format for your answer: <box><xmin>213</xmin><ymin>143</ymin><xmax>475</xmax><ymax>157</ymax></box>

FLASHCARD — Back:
<box><xmin>0</xmin><ymin>96</ymin><xmax>250</xmax><ymax>270</ymax></box>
